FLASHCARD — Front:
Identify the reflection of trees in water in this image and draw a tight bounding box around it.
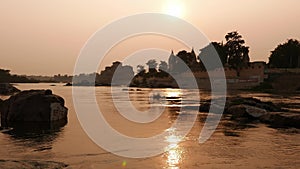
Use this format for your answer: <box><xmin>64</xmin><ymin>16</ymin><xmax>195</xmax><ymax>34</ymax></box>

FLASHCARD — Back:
<box><xmin>2</xmin><ymin>119</ymin><xmax>67</xmax><ymax>150</ymax></box>
<box><xmin>167</xmin><ymin>107</ymin><xmax>181</xmax><ymax>122</ymax></box>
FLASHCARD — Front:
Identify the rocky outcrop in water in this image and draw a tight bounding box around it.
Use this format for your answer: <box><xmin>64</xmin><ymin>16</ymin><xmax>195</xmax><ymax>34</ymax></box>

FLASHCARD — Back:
<box><xmin>200</xmin><ymin>97</ymin><xmax>300</xmax><ymax>128</ymax></box>
<box><xmin>225</xmin><ymin>97</ymin><xmax>282</xmax><ymax>112</ymax></box>
<box><xmin>227</xmin><ymin>105</ymin><xmax>267</xmax><ymax>120</ymax></box>
<box><xmin>0</xmin><ymin>83</ymin><xmax>20</xmax><ymax>95</ymax></box>
<box><xmin>259</xmin><ymin>112</ymin><xmax>300</xmax><ymax>128</ymax></box>
<box><xmin>0</xmin><ymin>89</ymin><xmax>68</xmax><ymax>127</ymax></box>
<box><xmin>227</xmin><ymin>105</ymin><xmax>300</xmax><ymax>128</ymax></box>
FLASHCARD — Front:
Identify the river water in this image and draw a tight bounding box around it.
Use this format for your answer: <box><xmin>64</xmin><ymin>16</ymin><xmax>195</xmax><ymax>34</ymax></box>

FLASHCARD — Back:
<box><xmin>0</xmin><ymin>83</ymin><xmax>299</xmax><ymax>168</ymax></box>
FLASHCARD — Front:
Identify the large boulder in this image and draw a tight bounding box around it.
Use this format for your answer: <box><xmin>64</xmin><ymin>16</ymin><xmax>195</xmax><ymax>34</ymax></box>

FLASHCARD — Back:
<box><xmin>0</xmin><ymin>83</ymin><xmax>20</xmax><ymax>95</ymax></box>
<box><xmin>0</xmin><ymin>89</ymin><xmax>68</xmax><ymax>127</ymax></box>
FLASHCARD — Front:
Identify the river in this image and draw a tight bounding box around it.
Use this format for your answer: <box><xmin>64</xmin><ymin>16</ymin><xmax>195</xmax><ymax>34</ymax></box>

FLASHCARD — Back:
<box><xmin>0</xmin><ymin>83</ymin><xmax>299</xmax><ymax>168</ymax></box>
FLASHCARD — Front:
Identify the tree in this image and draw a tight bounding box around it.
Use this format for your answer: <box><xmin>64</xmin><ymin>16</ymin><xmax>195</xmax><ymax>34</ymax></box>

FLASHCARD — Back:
<box><xmin>212</xmin><ymin>42</ymin><xmax>228</xmax><ymax>65</ymax></box>
<box><xmin>198</xmin><ymin>42</ymin><xmax>227</xmax><ymax>70</ymax></box>
<box><xmin>225</xmin><ymin>31</ymin><xmax>249</xmax><ymax>76</ymax></box>
<box><xmin>158</xmin><ymin>61</ymin><xmax>169</xmax><ymax>77</ymax></box>
<box><xmin>158</xmin><ymin>61</ymin><xmax>168</xmax><ymax>72</ymax></box>
<box><xmin>0</xmin><ymin>69</ymin><xmax>11</xmax><ymax>82</ymax></box>
<box><xmin>268</xmin><ymin>39</ymin><xmax>300</xmax><ymax>68</ymax></box>
<box><xmin>137</xmin><ymin>65</ymin><xmax>146</xmax><ymax>75</ymax></box>
<box><xmin>177</xmin><ymin>50</ymin><xmax>197</xmax><ymax>68</ymax></box>
<box><xmin>146</xmin><ymin>59</ymin><xmax>158</xmax><ymax>73</ymax></box>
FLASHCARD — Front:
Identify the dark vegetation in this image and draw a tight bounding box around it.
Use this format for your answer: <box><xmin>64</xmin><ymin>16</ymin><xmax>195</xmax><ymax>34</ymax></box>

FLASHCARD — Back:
<box><xmin>268</xmin><ymin>39</ymin><xmax>300</xmax><ymax>68</ymax></box>
<box><xmin>199</xmin><ymin>31</ymin><xmax>250</xmax><ymax>76</ymax></box>
<box><xmin>0</xmin><ymin>69</ymin><xmax>37</xmax><ymax>83</ymax></box>
<box><xmin>134</xmin><ymin>31</ymin><xmax>251</xmax><ymax>78</ymax></box>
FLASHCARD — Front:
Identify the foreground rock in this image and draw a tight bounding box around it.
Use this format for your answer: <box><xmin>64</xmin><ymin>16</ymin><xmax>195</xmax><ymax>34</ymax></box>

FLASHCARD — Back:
<box><xmin>0</xmin><ymin>89</ymin><xmax>68</xmax><ymax>127</ymax></box>
<box><xmin>0</xmin><ymin>160</ymin><xmax>68</xmax><ymax>169</ymax></box>
<box><xmin>0</xmin><ymin>83</ymin><xmax>20</xmax><ymax>95</ymax></box>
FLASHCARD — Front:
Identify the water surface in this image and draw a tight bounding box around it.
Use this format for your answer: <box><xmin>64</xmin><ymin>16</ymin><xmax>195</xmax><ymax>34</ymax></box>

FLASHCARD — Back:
<box><xmin>0</xmin><ymin>83</ymin><xmax>299</xmax><ymax>168</ymax></box>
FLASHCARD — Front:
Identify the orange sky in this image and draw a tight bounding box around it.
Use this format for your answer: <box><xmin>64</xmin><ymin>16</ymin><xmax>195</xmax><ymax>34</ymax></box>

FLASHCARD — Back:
<box><xmin>0</xmin><ymin>0</ymin><xmax>299</xmax><ymax>75</ymax></box>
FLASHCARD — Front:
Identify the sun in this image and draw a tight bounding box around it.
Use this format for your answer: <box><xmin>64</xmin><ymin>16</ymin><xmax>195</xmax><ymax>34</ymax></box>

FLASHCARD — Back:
<box><xmin>162</xmin><ymin>0</ymin><xmax>185</xmax><ymax>18</ymax></box>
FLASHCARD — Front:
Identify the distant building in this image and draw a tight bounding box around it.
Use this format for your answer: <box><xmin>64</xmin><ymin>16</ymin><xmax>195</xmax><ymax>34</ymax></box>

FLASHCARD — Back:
<box><xmin>168</xmin><ymin>49</ymin><xmax>201</xmax><ymax>74</ymax></box>
<box><xmin>168</xmin><ymin>50</ymin><xmax>176</xmax><ymax>72</ymax></box>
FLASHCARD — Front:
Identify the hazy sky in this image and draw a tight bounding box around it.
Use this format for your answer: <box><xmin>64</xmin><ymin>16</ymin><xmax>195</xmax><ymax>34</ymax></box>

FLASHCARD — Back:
<box><xmin>0</xmin><ymin>0</ymin><xmax>299</xmax><ymax>75</ymax></box>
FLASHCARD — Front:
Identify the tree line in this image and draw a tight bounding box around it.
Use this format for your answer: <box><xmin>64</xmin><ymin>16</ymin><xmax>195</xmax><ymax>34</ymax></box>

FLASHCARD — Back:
<box><xmin>0</xmin><ymin>69</ymin><xmax>38</xmax><ymax>83</ymax></box>
<box><xmin>135</xmin><ymin>31</ymin><xmax>300</xmax><ymax>77</ymax></box>
<box><xmin>1</xmin><ymin>31</ymin><xmax>299</xmax><ymax>83</ymax></box>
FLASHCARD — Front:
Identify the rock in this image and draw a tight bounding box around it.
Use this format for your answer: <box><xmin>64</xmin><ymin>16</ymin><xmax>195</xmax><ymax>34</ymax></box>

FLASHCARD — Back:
<box><xmin>199</xmin><ymin>97</ymin><xmax>282</xmax><ymax>114</ymax></box>
<box><xmin>199</xmin><ymin>97</ymin><xmax>300</xmax><ymax>128</ymax></box>
<box><xmin>0</xmin><ymin>83</ymin><xmax>20</xmax><ymax>95</ymax></box>
<box><xmin>259</xmin><ymin>112</ymin><xmax>300</xmax><ymax>128</ymax></box>
<box><xmin>0</xmin><ymin>98</ymin><xmax>3</xmax><ymax>109</ymax></box>
<box><xmin>227</xmin><ymin>104</ymin><xmax>300</xmax><ymax>129</ymax></box>
<box><xmin>199</xmin><ymin>102</ymin><xmax>210</xmax><ymax>112</ymax></box>
<box><xmin>245</xmin><ymin>106</ymin><xmax>268</xmax><ymax>118</ymax></box>
<box><xmin>227</xmin><ymin>104</ymin><xmax>267</xmax><ymax>121</ymax></box>
<box><xmin>0</xmin><ymin>89</ymin><xmax>68</xmax><ymax>127</ymax></box>
<box><xmin>0</xmin><ymin>159</ymin><xmax>68</xmax><ymax>169</ymax></box>
<box><xmin>225</xmin><ymin>97</ymin><xmax>282</xmax><ymax>112</ymax></box>
<box><xmin>0</xmin><ymin>99</ymin><xmax>3</xmax><ymax>123</ymax></box>
<box><xmin>64</xmin><ymin>82</ymin><xmax>72</xmax><ymax>86</ymax></box>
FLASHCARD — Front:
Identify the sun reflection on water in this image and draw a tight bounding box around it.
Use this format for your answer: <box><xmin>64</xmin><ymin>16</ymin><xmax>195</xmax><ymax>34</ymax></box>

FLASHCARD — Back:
<box><xmin>164</xmin><ymin>128</ymin><xmax>184</xmax><ymax>169</ymax></box>
<box><xmin>165</xmin><ymin>89</ymin><xmax>182</xmax><ymax>98</ymax></box>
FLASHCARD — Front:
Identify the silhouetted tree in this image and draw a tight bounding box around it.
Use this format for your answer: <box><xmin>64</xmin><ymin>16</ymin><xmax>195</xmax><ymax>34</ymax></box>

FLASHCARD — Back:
<box><xmin>158</xmin><ymin>61</ymin><xmax>168</xmax><ymax>72</ymax></box>
<box><xmin>213</xmin><ymin>42</ymin><xmax>228</xmax><ymax>65</ymax></box>
<box><xmin>146</xmin><ymin>59</ymin><xmax>158</xmax><ymax>73</ymax></box>
<box><xmin>225</xmin><ymin>31</ymin><xmax>249</xmax><ymax>76</ymax></box>
<box><xmin>177</xmin><ymin>50</ymin><xmax>197</xmax><ymax>68</ymax></box>
<box><xmin>0</xmin><ymin>68</ymin><xmax>37</xmax><ymax>83</ymax></box>
<box><xmin>268</xmin><ymin>39</ymin><xmax>300</xmax><ymax>68</ymax></box>
<box><xmin>0</xmin><ymin>69</ymin><xmax>11</xmax><ymax>82</ymax></box>
<box><xmin>198</xmin><ymin>42</ymin><xmax>227</xmax><ymax>70</ymax></box>
<box><xmin>169</xmin><ymin>50</ymin><xmax>199</xmax><ymax>73</ymax></box>
<box><xmin>0</xmin><ymin>69</ymin><xmax>10</xmax><ymax>75</ymax></box>
<box><xmin>158</xmin><ymin>61</ymin><xmax>169</xmax><ymax>77</ymax></box>
<box><xmin>137</xmin><ymin>65</ymin><xmax>146</xmax><ymax>74</ymax></box>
